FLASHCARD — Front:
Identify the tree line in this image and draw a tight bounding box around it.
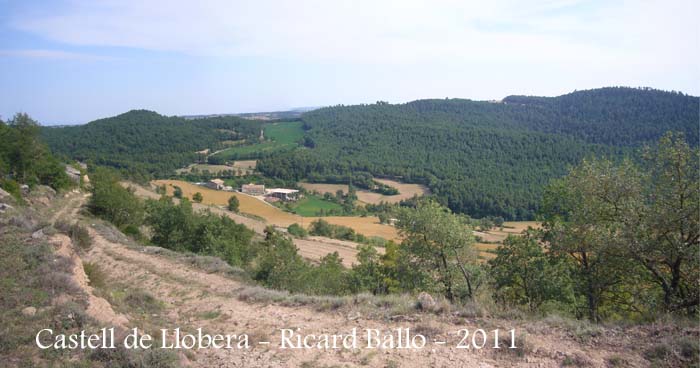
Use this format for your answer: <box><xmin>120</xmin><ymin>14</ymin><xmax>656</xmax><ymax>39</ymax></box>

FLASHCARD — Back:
<box><xmin>1</xmin><ymin>113</ymin><xmax>73</xmax><ymax>198</ymax></box>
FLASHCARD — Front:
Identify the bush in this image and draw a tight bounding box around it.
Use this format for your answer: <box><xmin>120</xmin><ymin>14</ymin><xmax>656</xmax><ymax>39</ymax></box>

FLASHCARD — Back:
<box><xmin>83</xmin><ymin>262</ymin><xmax>106</xmax><ymax>290</ymax></box>
<box><xmin>69</xmin><ymin>224</ymin><xmax>92</xmax><ymax>250</ymax></box>
<box><xmin>88</xmin><ymin>168</ymin><xmax>144</xmax><ymax>229</ymax></box>
<box><xmin>227</xmin><ymin>195</ymin><xmax>240</xmax><ymax>212</ymax></box>
<box><xmin>192</xmin><ymin>192</ymin><xmax>203</xmax><ymax>203</ymax></box>
<box><xmin>124</xmin><ymin>290</ymin><xmax>161</xmax><ymax>313</ymax></box>
<box><xmin>287</xmin><ymin>223</ymin><xmax>307</xmax><ymax>238</ymax></box>
<box><xmin>0</xmin><ymin>179</ymin><xmax>22</xmax><ymax>202</ymax></box>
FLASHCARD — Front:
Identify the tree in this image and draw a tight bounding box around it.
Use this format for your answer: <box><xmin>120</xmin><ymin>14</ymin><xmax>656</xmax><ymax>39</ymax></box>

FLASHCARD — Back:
<box><xmin>308</xmin><ymin>219</ymin><xmax>333</xmax><ymax>237</ymax></box>
<box><xmin>8</xmin><ymin>113</ymin><xmax>41</xmax><ymax>184</ymax></box>
<box><xmin>542</xmin><ymin>133</ymin><xmax>700</xmax><ymax>319</ymax></box>
<box><xmin>192</xmin><ymin>192</ymin><xmax>203</xmax><ymax>203</ymax></box>
<box><xmin>395</xmin><ymin>199</ymin><xmax>478</xmax><ymax>301</ymax></box>
<box><xmin>88</xmin><ymin>167</ymin><xmax>144</xmax><ymax>230</ymax></box>
<box><xmin>489</xmin><ymin>231</ymin><xmax>573</xmax><ymax>312</ymax></box>
<box><xmin>541</xmin><ymin>158</ymin><xmax>640</xmax><ymax>321</ymax></box>
<box><xmin>621</xmin><ymin>132</ymin><xmax>699</xmax><ymax>313</ymax></box>
<box><xmin>227</xmin><ymin>195</ymin><xmax>240</xmax><ymax>212</ymax></box>
<box><xmin>350</xmin><ymin>245</ymin><xmax>385</xmax><ymax>294</ymax></box>
<box><xmin>0</xmin><ymin>113</ymin><xmax>71</xmax><ymax>191</ymax></box>
<box><xmin>254</xmin><ymin>230</ymin><xmax>309</xmax><ymax>292</ymax></box>
<box><xmin>173</xmin><ymin>186</ymin><xmax>183</xmax><ymax>199</ymax></box>
<box><xmin>311</xmin><ymin>252</ymin><xmax>348</xmax><ymax>295</ymax></box>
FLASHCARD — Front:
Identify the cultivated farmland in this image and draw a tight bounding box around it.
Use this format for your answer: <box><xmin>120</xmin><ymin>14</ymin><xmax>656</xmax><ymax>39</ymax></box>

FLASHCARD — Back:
<box><xmin>151</xmin><ymin>180</ymin><xmax>536</xmax><ymax>261</ymax></box>
<box><xmin>286</xmin><ymin>194</ymin><xmax>344</xmax><ymax>216</ymax></box>
<box><xmin>131</xmin><ymin>181</ymin><xmax>387</xmax><ymax>267</ymax></box>
<box><xmin>152</xmin><ymin>180</ymin><xmax>400</xmax><ymax>240</ymax></box>
<box><xmin>210</xmin><ymin>121</ymin><xmax>304</xmax><ymax>160</ymax></box>
<box><xmin>176</xmin><ymin>163</ymin><xmax>236</xmax><ymax>174</ymax></box>
<box><xmin>299</xmin><ymin>178</ymin><xmax>430</xmax><ymax>205</ymax></box>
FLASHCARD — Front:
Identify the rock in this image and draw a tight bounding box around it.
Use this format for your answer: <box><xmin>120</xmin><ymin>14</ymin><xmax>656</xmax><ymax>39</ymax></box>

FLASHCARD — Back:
<box><xmin>31</xmin><ymin>196</ymin><xmax>51</xmax><ymax>207</ymax></box>
<box><xmin>417</xmin><ymin>292</ymin><xmax>437</xmax><ymax>311</ymax></box>
<box><xmin>22</xmin><ymin>306</ymin><xmax>37</xmax><ymax>317</ymax></box>
<box><xmin>32</xmin><ymin>229</ymin><xmax>45</xmax><ymax>239</ymax></box>
<box><xmin>37</xmin><ymin>185</ymin><xmax>56</xmax><ymax>197</ymax></box>
<box><xmin>20</xmin><ymin>184</ymin><xmax>29</xmax><ymax>194</ymax></box>
<box><xmin>0</xmin><ymin>187</ymin><xmax>10</xmax><ymax>199</ymax></box>
<box><xmin>0</xmin><ymin>203</ymin><xmax>14</xmax><ymax>213</ymax></box>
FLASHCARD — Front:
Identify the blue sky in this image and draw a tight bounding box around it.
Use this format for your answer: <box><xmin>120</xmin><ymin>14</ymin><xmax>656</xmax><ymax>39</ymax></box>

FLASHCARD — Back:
<box><xmin>0</xmin><ymin>0</ymin><xmax>698</xmax><ymax>125</ymax></box>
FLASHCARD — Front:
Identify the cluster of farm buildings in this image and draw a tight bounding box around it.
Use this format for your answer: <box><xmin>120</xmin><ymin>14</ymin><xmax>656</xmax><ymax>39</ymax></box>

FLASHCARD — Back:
<box><xmin>201</xmin><ymin>179</ymin><xmax>300</xmax><ymax>202</ymax></box>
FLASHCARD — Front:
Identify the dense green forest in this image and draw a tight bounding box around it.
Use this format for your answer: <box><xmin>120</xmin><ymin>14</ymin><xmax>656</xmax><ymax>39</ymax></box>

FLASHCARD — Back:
<box><xmin>41</xmin><ymin>110</ymin><xmax>262</xmax><ymax>180</ymax></box>
<box><xmin>258</xmin><ymin>87</ymin><xmax>698</xmax><ymax>219</ymax></box>
<box><xmin>87</xmin><ymin>132</ymin><xmax>699</xmax><ymax>325</ymax></box>
<box><xmin>41</xmin><ymin>87</ymin><xmax>699</xmax><ymax>219</ymax></box>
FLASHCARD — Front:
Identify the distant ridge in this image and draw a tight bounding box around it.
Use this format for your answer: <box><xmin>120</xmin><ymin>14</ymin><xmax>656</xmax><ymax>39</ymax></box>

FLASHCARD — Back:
<box><xmin>181</xmin><ymin>107</ymin><xmax>320</xmax><ymax>121</ymax></box>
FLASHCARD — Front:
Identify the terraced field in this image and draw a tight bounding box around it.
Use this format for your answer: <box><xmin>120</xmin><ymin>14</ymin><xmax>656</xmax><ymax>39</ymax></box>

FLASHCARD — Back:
<box><xmin>474</xmin><ymin>221</ymin><xmax>541</xmax><ymax>261</ymax></box>
<box><xmin>299</xmin><ymin>178</ymin><xmax>430</xmax><ymax>205</ymax></box>
<box><xmin>152</xmin><ymin>180</ymin><xmax>536</xmax><ymax>260</ymax></box>
<box><xmin>152</xmin><ymin>180</ymin><xmax>400</xmax><ymax>240</ymax></box>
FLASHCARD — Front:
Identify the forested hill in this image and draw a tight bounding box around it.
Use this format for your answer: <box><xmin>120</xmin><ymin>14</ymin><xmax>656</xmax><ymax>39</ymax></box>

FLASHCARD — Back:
<box><xmin>258</xmin><ymin>87</ymin><xmax>699</xmax><ymax>220</ymax></box>
<box><xmin>501</xmin><ymin>87</ymin><xmax>698</xmax><ymax>145</ymax></box>
<box><xmin>41</xmin><ymin>110</ymin><xmax>262</xmax><ymax>180</ymax></box>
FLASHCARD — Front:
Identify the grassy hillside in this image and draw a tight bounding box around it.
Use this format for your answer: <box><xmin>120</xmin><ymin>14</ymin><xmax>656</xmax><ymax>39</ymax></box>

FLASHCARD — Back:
<box><xmin>258</xmin><ymin>87</ymin><xmax>699</xmax><ymax>219</ymax></box>
<box><xmin>209</xmin><ymin>121</ymin><xmax>304</xmax><ymax>162</ymax></box>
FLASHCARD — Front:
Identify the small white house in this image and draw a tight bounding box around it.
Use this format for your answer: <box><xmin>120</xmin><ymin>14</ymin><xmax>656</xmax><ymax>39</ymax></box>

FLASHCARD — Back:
<box><xmin>265</xmin><ymin>188</ymin><xmax>301</xmax><ymax>201</ymax></box>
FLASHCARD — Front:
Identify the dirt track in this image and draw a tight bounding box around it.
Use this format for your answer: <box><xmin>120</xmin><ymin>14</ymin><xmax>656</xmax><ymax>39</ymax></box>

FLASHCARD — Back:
<box><xmin>47</xmin><ymin>190</ymin><xmax>659</xmax><ymax>367</ymax></box>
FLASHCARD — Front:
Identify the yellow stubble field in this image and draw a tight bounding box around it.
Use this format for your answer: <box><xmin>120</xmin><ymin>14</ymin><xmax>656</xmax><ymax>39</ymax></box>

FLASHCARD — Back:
<box><xmin>152</xmin><ymin>180</ymin><xmax>400</xmax><ymax>241</ymax></box>
<box><xmin>152</xmin><ymin>180</ymin><xmax>536</xmax><ymax>260</ymax></box>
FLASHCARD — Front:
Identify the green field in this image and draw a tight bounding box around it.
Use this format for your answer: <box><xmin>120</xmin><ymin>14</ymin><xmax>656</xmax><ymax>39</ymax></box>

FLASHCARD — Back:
<box><xmin>212</xmin><ymin>121</ymin><xmax>304</xmax><ymax>161</ymax></box>
<box><xmin>287</xmin><ymin>195</ymin><xmax>344</xmax><ymax>217</ymax></box>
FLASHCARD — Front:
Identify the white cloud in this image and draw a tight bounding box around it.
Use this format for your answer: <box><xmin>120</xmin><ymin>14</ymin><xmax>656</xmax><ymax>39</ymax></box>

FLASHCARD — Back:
<box><xmin>10</xmin><ymin>0</ymin><xmax>697</xmax><ymax>69</ymax></box>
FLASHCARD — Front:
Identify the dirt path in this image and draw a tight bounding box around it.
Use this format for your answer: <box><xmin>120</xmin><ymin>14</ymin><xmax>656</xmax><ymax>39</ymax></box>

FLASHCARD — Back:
<box><xmin>79</xmin><ymin>220</ymin><xmax>649</xmax><ymax>368</ymax></box>
<box><xmin>47</xmin><ymin>192</ymin><xmax>129</xmax><ymax>329</ymax></box>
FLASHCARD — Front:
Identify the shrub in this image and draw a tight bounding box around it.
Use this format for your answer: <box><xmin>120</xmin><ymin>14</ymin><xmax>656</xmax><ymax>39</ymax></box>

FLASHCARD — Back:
<box><xmin>287</xmin><ymin>223</ymin><xmax>307</xmax><ymax>238</ymax></box>
<box><xmin>83</xmin><ymin>262</ymin><xmax>106</xmax><ymax>290</ymax></box>
<box><xmin>227</xmin><ymin>195</ymin><xmax>240</xmax><ymax>212</ymax></box>
<box><xmin>69</xmin><ymin>223</ymin><xmax>92</xmax><ymax>250</ymax></box>
<box><xmin>124</xmin><ymin>290</ymin><xmax>161</xmax><ymax>313</ymax></box>
<box><xmin>192</xmin><ymin>192</ymin><xmax>203</xmax><ymax>203</ymax></box>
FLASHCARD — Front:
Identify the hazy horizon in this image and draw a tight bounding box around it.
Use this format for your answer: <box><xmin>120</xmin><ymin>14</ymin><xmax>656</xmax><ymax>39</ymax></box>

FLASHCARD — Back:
<box><xmin>1</xmin><ymin>0</ymin><xmax>698</xmax><ymax>125</ymax></box>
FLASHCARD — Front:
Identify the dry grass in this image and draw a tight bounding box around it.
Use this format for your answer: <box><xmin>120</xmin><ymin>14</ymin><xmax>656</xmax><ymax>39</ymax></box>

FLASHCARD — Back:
<box><xmin>359</xmin><ymin>178</ymin><xmax>430</xmax><ymax>204</ymax></box>
<box><xmin>152</xmin><ymin>180</ymin><xmax>400</xmax><ymax>240</ymax></box>
<box><xmin>298</xmin><ymin>182</ymin><xmax>349</xmax><ymax>194</ymax></box>
<box><xmin>300</xmin><ymin>179</ymin><xmax>429</xmax><ymax>205</ymax></box>
<box><xmin>176</xmin><ymin>161</ymin><xmax>256</xmax><ymax>175</ymax></box>
<box><xmin>150</xmin><ymin>180</ymin><xmax>537</xmax><ymax>262</ymax></box>
<box><xmin>232</xmin><ymin>160</ymin><xmax>257</xmax><ymax>170</ymax></box>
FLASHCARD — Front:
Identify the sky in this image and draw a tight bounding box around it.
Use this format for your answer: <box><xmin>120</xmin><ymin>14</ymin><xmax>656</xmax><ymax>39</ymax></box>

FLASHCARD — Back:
<box><xmin>0</xmin><ymin>0</ymin><xmax>698</xmax><ymax>125</ymax></box>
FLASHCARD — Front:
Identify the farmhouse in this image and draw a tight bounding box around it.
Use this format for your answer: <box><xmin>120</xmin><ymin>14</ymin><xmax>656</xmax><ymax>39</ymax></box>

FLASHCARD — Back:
<box><xmin>266</xmin><ymin>188</ymin><xmax>301</xmax><ymax>201</ymax></box>
<box><xmin>204</xmin><ymin>179</ymin><xmax>225</xmax><ymax>190</ymax></box>
<box><xmin>241</xmin><ymin>183</ymin><xmax>266</xmax><ymax>196</ymax></box>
